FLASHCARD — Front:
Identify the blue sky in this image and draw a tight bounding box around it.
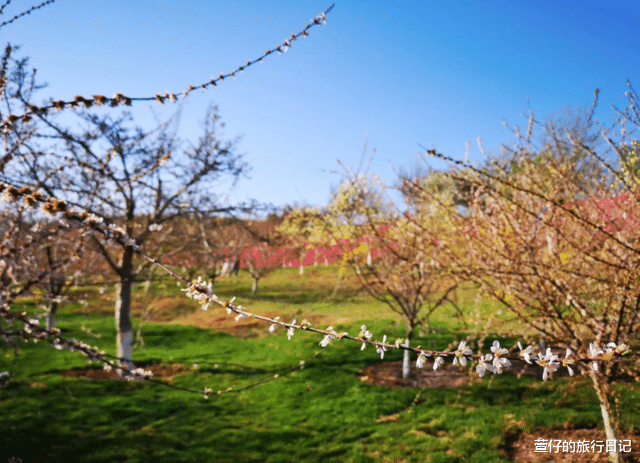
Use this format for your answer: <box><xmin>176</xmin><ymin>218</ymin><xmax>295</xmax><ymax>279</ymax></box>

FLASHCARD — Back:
<box><xmin>4</xmin><ymin>1</ymin><xmax>640</xmax><ymax>208</ymax></box>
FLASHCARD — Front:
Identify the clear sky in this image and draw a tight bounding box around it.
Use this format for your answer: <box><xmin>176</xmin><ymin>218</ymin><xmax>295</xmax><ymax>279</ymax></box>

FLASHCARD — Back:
<box><xmin>4</xmin><ymin>1</ymin><xmax>640</xmax><ymax>209</ymax></box>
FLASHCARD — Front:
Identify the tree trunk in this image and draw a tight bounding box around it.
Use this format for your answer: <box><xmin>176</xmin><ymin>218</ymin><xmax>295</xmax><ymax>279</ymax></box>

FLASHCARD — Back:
<box><xmin>589</xmin><ymin>369</ymin><xmax>622</xmax><ymax>463</ymax></box>
<box><xmin>331</xmin><ymin>276</ymin><xmax>343</xmax><ymax>298</ymax></box>
<box><xmin>252</xmin><ymin>276</ymin><xmax>259</xmax><ymax>295</ymax></box>
<box><xmin>73</xmin><ymin>270</ymin><xmax>82</xmax><ymax>288</ymax></box>
<box><xmin>134</xmin><ymin>275</ymin><xmax>154</xmax><ymax>349</ymax></box>
<box><xmin>46</xmin><ymin>301</ymin><xmax>58</xmax><ymax>331</ymax></box>
<box><xmin>45</xmin><ymin>248</ymin><xmax>65</xmax><ymax>331</ymax></box>
<box><xmin>46</xmin><ymin>275</ymin><xmax>65</xmax><ymax>331</ymax></box>
<box><xmin>115</xmin><ymin>247</ymin><xmax>134</xmax><ymax>366</ymax></box>
<box><xmin>0</xmin><ymin>286</ymin><xmax>7</xmax><ymax>307</ymax></box>
<box><xmin>367</xmin><ymin>249</ymin><xmax>372</xmax><ymax>267</ymax></box>
<box><xmin>402</xmin><ymin>324</ymin><xmax>415</xmax><ymax>380</ymax></box>
<box><xmin>299</xmin><ymin>249</ymin><xmax>305</xmax><ymax>275</ymax></box>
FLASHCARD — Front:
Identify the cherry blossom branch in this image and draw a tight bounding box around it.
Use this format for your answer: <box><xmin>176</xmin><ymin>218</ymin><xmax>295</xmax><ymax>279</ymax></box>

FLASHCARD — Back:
<box><xmin>181</xmin><ymin>277</ymin><xmax>633</xmax><ymax>382</ymax></box>
<box><xmin>0</xmin><ymin>304</ymin><xmax>153</xmax><ymax>378</ymax></box>
<box><xmin>0</xmin><ymin>4</ymin><xmax>334</xmax><ymax>133</ymax></box>
<box><xmin>0</xmin><ymin>0</ymin><xmax>55</xmax><ymax>30</ymax></box>
<box><xmin>1</xmin><ymin>298</ymin><xmax>316</xmax><ymax>399</ymax></box>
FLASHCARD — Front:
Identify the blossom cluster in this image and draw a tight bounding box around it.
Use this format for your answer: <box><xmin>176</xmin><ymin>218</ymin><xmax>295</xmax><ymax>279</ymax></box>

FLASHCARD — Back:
<box><xmin>0</xmin><ymin>182</ymin><xmax>142</xmax><ymax>252</ymax></box>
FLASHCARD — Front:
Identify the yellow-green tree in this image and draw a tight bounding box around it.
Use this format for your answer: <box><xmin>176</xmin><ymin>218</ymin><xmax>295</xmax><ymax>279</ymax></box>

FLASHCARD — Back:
<box><xmin>276</xmin><ymin>207</ymin><xmax>325</xmax><ymax>275</ymax></box>
<box><xmin>418</xmin><ymin>86</ymin><xmax>640</xmax><ymax>463</ymax></box>
<box><xmin>325</xmin><ymin>169</ymin><xmax>462</xmax><ymax>379</ymax></box>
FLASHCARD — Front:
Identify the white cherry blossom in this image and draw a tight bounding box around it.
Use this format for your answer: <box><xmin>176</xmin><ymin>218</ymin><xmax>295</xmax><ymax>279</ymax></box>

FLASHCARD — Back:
<box><xmin>319</xmin><ymin>326</ymin><xmax>339</xmax><ymax>347</ymax></box>
<box><xmin>416</xmin><ymin>350</ymin><xmax>429</xmax><ymax>369</ymax></box>
<box><xmin>358</xmin><ymin>325</ymin><xmax>373</xmax><ymax>350</ymax></box>
<box><xmin>268</xmin><ymin>317</ymin><xmax>281</xmax><ymax>333</ymax></box>
<box><xmin>536</xmin><ymin>348</ymin><xmax>559</xmax><ymax>380</ymax></box>
<box><xmin>476</xmin><ymin>354</ymin><xmax>495</xmax><ymax>377</ymax></box>
<box><xmin>287</xmin><ymin>320</ymin><xmax>297</xmax><ymax>340</ymax></box>
<box><xmin>562</xmin><ymin>348</ymin><xmax>575</xmax><ymax>376</ymax></box>
<box><xmin>490</xmin><ymin>340</ymin><xmax>511</xmax><ymax>373</ymax></box>
<box><xmin>453</xmin><ymin>341</ymin><xmax>472</xmax><ymax>366</ymax></box>
<box><xmin>589</xmin><ymin>343</ymin><xmax>603</xmax><ymax>371</ymax></box>
<box><xmin>376</xmin><ymin>335</ymin><xmax>387</xmax><ymax>359</ymax></box>
<box><xmin>518</xmin><ymin>342</ymin><xmax>535</xmax><ymax>364</ymax></box>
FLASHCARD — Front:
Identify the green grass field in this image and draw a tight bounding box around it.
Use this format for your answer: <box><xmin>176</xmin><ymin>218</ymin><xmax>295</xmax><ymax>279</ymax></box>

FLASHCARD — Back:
<box><xmin>1</xmin><ymin>265</ymin><xmax>639</xmax><ymax>462</ymax></box>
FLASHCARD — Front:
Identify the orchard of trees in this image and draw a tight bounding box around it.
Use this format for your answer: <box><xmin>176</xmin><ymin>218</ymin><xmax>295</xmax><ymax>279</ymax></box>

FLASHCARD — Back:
<box><xmin>1</xmin><ymin>2</ymin><xmax>639</xmax><ymax>462</ymax></box>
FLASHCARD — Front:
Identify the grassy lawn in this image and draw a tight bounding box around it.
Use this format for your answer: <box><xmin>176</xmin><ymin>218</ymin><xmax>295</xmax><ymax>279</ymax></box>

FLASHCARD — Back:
<box><xmin>1</xmin><ymin>265</ymin><xmax>639</xmax><ymax>462</ymax></box>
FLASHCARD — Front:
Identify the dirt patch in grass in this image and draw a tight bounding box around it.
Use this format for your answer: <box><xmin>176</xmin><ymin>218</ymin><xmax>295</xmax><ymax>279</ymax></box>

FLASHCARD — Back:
<box><xmin>358</xmin><ymin>356</ymin><xmax>578</xmax><ymax>389</ymax></box>
<box><xmin>503</xmin><ymin>428</ymin><xmax>639</xmax><ymax>462</ymax></box>
<box><xmin>165</xmin><ymin>310</ymin><xmax>331</xmax><ymax>338</ymax></box>
<box><xmin>57</xmin><ymin>362</ymin><xmax>190</xmax><ymax>381</ymax></box>
<box><xmin>358</xmin><ymin>360</ymin><xmax>473</xmax><ymax>389</ymax></box>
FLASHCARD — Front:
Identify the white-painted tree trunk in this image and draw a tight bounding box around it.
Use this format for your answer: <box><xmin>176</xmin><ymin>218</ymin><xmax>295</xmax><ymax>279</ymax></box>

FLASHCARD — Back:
<box><xmin>590</xmin><ymin>369</ymin><xmax>621</xmax><ymax>463</ymax></box>
<box><xmin>402</xmin><ymin>338</ymin><xmax>411</xmax><ymax>379</ymax></box>
<box><xmin>117</xmin><ymin>329</ymin><xmax>134</xmax><ymax>367</ymax></box>
<box><xmin>46</xmin><ymin>309</ymin><xmax>56</xmax><ymax>331</ymax></box>
<box><xmin>115</xmin><ymin>247</ymin><xmax>135</xmax><ymax>367</ymax></box>
<box><xmin>115</xmin><ymin>280</ymin><xmax>134</xmax><ymax>365</ymax></box>
<box><xmin>402</xmin><ymin>324</ymin><xmax>415</xmax><ymax>380</ymax></box>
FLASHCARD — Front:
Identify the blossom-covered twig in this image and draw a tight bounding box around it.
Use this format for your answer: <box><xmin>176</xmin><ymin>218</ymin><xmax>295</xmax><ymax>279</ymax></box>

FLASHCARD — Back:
<box><xmin>181</xmin><ymin>276</ymin><xmax>633</xmax><ymax>381</ymax></box>
<box><xmin>0</xmin><ymin>306</ymin><xmax>153</xmax><ymax>380</ymax></box>
<box><xmin>0</xmin><ymin>4</ymin><xmax>334</xmax><ymax>133</ymax></box>
<box><xmin>0</xmin><ymin>0</ymin><xmax>55</xmax><ymax>30</ymax></box>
